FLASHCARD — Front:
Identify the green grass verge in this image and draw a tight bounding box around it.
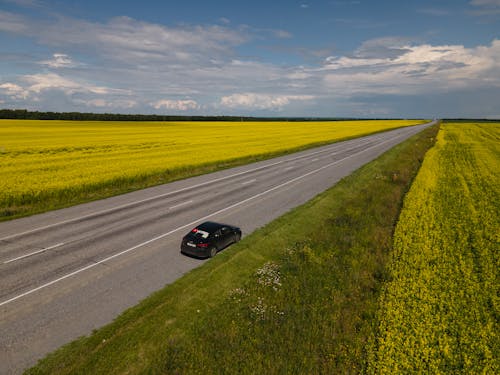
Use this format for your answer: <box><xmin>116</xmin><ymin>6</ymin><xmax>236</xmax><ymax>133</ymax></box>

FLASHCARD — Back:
<box><xmin>25</xmin><ymin>124</ymin><xmax>439</xmax><ymax>374</ymax></box>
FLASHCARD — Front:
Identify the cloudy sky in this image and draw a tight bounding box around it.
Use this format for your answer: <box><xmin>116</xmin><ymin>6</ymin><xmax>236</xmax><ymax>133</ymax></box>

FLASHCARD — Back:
<box><xmin>0</xmin><ymin>0</ymin><xmax>499</xmax><ymax>118</ymax></box>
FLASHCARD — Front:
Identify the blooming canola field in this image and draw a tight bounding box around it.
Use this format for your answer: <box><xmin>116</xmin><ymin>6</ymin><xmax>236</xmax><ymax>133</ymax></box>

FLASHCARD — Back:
<box><xmin>0</xmin><ymin>119</ymin><xmax>422</xmax><ymax>218</ymax></box>
<box><xmin>368</xmin><ymin>122</ymin><xmax>499</xmax><ymax>372</ymax></box>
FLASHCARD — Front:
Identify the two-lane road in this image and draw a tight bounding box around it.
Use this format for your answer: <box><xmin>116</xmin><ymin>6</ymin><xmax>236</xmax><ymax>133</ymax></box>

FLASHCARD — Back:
<box><xmin>0</xmin><ymin>121</ymin><xmax>436</xmax><ymax>373</ymax></box>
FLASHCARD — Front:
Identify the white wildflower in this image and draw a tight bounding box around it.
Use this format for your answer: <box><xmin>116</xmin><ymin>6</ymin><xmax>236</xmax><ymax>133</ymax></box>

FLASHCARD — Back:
<box><xmin>256</xmin><ymin>262</ymin><xmax>282</xmax><ymax>291</ymax></box>
<box><xmin>250</xmin><ymin>297</ymin><xmax>267</xmax><ymax>320</ymax></box>
<box><xmin>229</xmin><ymin>287</ymin><xmax>247</xmax><ymax>303</ymax></box>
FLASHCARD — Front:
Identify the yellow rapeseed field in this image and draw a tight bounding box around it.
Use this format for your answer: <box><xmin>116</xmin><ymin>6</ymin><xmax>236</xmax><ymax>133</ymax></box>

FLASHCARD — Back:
<box><xmin>368</xmin><ymin>122</ymin><xmax>499</xmax><ymax>373</ymax></box>
<box><xmin>0</xmin><ymin>119</ymin><xmax>422</xmax><ymax>218</ymax></box>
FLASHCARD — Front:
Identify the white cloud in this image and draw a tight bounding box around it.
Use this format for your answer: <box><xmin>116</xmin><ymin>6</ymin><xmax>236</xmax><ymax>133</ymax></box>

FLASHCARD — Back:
<box><xmin>0</xmin><ymin>82</ymin><xmax>29</xmax><ymax>99</ymax></box>
<box><xmin>0</xmin><ymin>73</ymin><xmax>129</xmax><ymax>106</ymax></box>
<box><xmin>219</xmin><ymin>93</ymin><xmax>314</xmax><ymax>110</ymax></box>
<box><xmin>39</xmin><ymin>53</ymin><xmax>79</xmax><ymax>68</ymax></box>
<box><xmin>74</xmin><ymin>98</ymin><xmax>137</xmax><ymax>108</ymax></box>
<box><xmin>22</xmin><ymin>73</ymin><xmax>118</xmax><ymax>95</ymax></box>
<box><xmin>0</xmin><ymin>10</ymin><xmax>29</xmax><ymax>33</ymax></box>
<box><xmin>79</xmin><ymin>99</ymin><xmax>107</xmax><ymax>107</ymax></box>
<box><xmin>469</xmin><ymin>0</ymin><xmax>500</xmax><ymax>14</ymax></box>
<box><xmin>322</xmin><ymin>39</ymin><xmax>500</xmax><ymax>95</ymax></box>
<box><xmin>151</xmin><ymin>99</ymin><xmax>200</xmax><ymax>111</ymax></box>
<box><xmin>272</xmin><ymin>29</ymin><xmax>293</xmax><ymax>39</ymax></box>
<box><xmin>9</xmin><ymin>14</ymin><xmax>248</xmax><ymax>68</ymax></box>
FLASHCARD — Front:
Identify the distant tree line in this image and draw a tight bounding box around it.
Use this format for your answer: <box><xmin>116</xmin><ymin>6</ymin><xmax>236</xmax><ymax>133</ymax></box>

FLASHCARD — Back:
<box><xmin>1</xmin><ymin>110</ymin><xmax>496</xmax><ymax>122</ymax></box>
<box><xmin>0</xmin><ymin>109</ymin><xmax>360</xmax><ymax>122</ymax></box>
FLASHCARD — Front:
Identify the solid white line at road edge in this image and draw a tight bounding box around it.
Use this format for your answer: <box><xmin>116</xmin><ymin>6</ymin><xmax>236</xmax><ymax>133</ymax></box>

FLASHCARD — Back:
<box><xmin>0</xmin><ymin>129</ymin><xmax>414</xmax><ymax>308</ymax></box>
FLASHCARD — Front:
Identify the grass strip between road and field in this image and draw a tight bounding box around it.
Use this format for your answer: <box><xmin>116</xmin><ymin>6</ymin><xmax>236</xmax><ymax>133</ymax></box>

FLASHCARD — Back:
<box><xmin>26</xmin><ymin>124</ymin><xmax>439</xmax><ymax>374</ymax></box>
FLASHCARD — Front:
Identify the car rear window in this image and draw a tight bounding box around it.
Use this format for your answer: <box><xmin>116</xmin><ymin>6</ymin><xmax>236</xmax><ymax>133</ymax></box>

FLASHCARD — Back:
<box><xmin>191</xmin><ymin>228</ymin><xmax>210</xmax><ymax>239</ymax></box>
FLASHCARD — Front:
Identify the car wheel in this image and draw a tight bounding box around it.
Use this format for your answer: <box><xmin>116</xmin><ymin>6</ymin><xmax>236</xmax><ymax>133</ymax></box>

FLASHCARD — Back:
<box><xmin>235</xmin><ymin>233</ymin><xmax>241</xmax><ymax>243</ymax></box>
<box><xmin>209</xmin><ymin>246</ymin><xmax>217</xmax><ymax>258</ymax></box>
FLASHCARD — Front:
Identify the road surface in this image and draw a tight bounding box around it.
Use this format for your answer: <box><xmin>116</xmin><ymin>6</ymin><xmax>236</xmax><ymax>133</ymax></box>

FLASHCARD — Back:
<box><xmin>0</xmin><ymin>121</ymin><xmax>435</xmax><ymax>373</ymax></box>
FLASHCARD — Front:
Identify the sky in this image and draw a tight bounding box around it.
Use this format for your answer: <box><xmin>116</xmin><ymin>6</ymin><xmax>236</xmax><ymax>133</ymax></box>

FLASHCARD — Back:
<box><xmin>0</xmin><ymin>0</ymin><xmax>499</xmax><ymax>118</ymax></box>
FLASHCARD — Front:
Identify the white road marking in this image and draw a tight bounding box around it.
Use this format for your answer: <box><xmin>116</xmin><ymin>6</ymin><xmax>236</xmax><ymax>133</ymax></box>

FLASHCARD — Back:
<box><xmin>169</xmin><ymin>200</ymin><xmax>193</xmax><ymax>210</ymax></box>
<box><xmin>0</xmin><ymin>131</ymin><xmax>407</xmax><ymax>307</ymax></box>
<box><xmin>3</xmin><ymin>242</ymin><xmax>65</xmax><ymax>264</ymax></box>
<box><xmin>311</xmin><ymin>158</ymin><xmax>319</xmax><ymax>162</ymax></box>
<box><xmin>241</xmin><ymin>179</ymin><xmax>256</xmax><ymax>185</ymax></box>
<box><xmin>284</xmin><ymin>166</ymin><xmax>294</xmax><ymax>171</ymax></box>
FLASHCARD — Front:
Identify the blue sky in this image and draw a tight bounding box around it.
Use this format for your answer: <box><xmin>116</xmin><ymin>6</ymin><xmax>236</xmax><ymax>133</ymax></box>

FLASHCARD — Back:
<box><xmin>0</xmin><ymin>0</ymin><xmax>498</xmax><ymax>118</ymax></box>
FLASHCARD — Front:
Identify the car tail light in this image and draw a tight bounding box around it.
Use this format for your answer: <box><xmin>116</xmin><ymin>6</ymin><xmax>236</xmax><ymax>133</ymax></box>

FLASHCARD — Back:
<box><xmin>197</xmin><ymin>243</ymin><xmax>209</xmax><ymax>248</ymax></box>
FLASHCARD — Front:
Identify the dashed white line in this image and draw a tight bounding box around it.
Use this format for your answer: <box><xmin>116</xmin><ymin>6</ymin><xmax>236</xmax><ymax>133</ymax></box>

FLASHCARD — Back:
<box><xmin>169</xmin><ymin>200</ymin><xmax>193</xmax><ymax>210</ymax></box>
<box><xmin>241</xmin><ymin>179</ymin><xmax>256</xmax><ymax>185</ymax></box>
<box><xmin>3</xmin><ymin>242</ymin><xmax>65</xmax><ymax>264</ymax></box>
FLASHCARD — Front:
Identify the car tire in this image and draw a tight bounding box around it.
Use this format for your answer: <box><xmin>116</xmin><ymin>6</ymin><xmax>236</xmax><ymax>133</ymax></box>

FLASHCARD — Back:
<box><xmin>209</xmin><ymin>246</ymin><xmax>217</xmax><ymax>258</ymax></box>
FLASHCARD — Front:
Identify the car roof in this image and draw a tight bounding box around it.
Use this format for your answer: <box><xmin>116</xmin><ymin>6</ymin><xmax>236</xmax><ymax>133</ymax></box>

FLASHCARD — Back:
<box><xmin>196</xmin><ymin>221</ymin><xmax>227</xmax><ymax>233</ymax></box>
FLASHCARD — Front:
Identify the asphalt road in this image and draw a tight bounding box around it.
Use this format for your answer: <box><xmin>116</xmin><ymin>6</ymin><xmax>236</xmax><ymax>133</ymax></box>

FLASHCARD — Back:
<box><xmin>0</xmin><ymin>121</ymin><xmax>435</xmax><ymax>374</ymax></box>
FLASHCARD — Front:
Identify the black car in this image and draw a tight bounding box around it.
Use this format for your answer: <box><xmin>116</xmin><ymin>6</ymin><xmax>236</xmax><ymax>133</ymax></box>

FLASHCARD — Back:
<box><xmin>180</xmin><ymin>221</ymin><xmax>242</xmax><ymax>258</ymax></box>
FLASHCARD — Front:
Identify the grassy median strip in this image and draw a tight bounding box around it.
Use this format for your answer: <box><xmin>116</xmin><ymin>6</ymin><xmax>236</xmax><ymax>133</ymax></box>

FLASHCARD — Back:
<box><xmin>26</xmin><ymin>124</ymin><xmax>438</xmax><ymax>374</ymax></box>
